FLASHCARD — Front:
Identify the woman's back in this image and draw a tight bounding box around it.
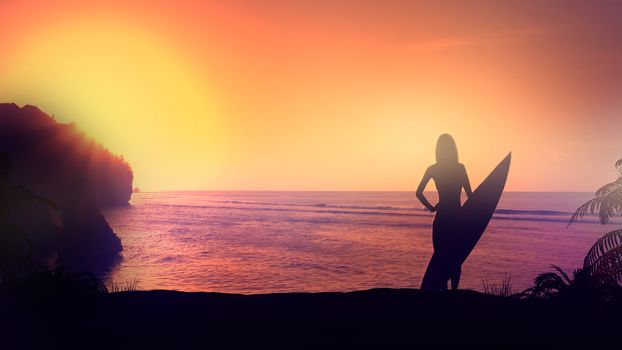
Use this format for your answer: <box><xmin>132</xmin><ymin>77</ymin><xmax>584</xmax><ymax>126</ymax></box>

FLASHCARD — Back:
<box><xmin>415</xmin><ymin>134</ymin><xmax>472</xmax><ymax>214</ymax></box>
<box><xmin>429</xmin><ymin>163</ymin><xmax>467</xmax><ymax>212</ymax></box>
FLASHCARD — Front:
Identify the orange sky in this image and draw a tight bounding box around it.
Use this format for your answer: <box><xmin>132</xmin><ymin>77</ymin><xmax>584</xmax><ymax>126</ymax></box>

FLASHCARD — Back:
<box><xmin>1</xmin><ymin>0</ymin><xmax>621</xmax><ymax>191</ymax></box>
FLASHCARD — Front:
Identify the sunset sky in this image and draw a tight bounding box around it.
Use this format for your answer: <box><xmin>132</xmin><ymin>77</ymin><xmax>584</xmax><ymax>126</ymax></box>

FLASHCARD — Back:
<box><xmin>1</xmin><ymin>0</ymin><xmax>621</xmax><ymax>191</ymax></box>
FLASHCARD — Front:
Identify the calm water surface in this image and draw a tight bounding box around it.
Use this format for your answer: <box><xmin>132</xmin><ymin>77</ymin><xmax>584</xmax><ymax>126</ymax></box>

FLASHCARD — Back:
<box><xmin>102</xmin><ymin>191</ymin><xmax>610</xmax><ymax>294</ymax></box>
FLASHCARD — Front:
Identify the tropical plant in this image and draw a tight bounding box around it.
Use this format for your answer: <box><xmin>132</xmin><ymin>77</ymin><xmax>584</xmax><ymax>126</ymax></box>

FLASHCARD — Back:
<box><xmin>570</xmin><ymin>158</ymin><xmax>622</xmax><ymax>285</ymax></box>
<box><xmin>524</xmin><ymin>159</ymin><xmax>622</xmax><ymax>300</ymax></box>
<box><xmin>569</xmin><ymin>158</ymin><xmax>622</xmax><ymax>225</ymax></box>
<box><xmin>582</xmin><ymin>229</ymin><xmax>622</xmax><ymax>285</ymax></box>
<box><xmin>523</xmin><ymin>265</ymin><xmax>603</xmax><ymax>300</ymax></box>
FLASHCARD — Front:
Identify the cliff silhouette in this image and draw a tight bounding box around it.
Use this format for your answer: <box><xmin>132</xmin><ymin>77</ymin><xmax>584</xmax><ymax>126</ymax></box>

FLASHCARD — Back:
<box><xmin>0</xmin><ymin>103</ymin><xmax>132</xmax><ymax>206</ymax></box>
<box><xmin>0</xmin><ymin>103</ymin><xmax>133</xmax><ymax>272</ymax></box>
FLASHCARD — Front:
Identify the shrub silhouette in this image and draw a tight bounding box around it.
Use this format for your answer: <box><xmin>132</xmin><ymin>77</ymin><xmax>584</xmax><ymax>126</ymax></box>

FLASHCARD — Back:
<box><xmin>570</xmin><ymin>158</ymin><xmax>622</xmax><ymax>285</ymax></box>
<box><xmin>524</xmin><ymin>159</ymin><xmax>622</xmax><ymax>301</ymax></box>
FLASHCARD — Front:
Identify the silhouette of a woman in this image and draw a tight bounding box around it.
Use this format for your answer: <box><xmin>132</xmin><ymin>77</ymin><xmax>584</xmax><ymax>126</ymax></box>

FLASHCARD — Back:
<box><xmin>416</xmin><ymin>134</ymin><xmax>472</xmax><ymax>290</ymax></box>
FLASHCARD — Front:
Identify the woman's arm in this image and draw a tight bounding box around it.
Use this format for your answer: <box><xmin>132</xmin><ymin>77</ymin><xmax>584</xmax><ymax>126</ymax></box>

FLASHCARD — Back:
<box><xmin>416</xmin><ymin>167</ymin><xmax>437</xmax><ymax>212</ymax></box>
<box><xmin>462</xmin><ymin>164</ymin><xmax>473</xmax><ymax>198</ymax></box>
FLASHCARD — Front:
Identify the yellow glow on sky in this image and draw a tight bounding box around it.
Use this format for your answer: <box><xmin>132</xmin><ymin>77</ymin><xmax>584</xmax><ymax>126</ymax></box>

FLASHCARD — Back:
<box><xmin>2</xmin><ymin>18</ymin><xmax>229</xmax><ymax>190</ymax></box>
<box><xmin>1</xmin><ymin>1</ymin><xmax>621</xmax><ymax>191</ymax></box>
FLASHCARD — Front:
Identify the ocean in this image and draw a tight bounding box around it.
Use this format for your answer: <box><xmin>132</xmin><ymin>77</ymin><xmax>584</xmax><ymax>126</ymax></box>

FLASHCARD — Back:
<box><xmin>102</xmin><ymin>191</ymin><xmax>612</xmax><ymax>294</ymax></box>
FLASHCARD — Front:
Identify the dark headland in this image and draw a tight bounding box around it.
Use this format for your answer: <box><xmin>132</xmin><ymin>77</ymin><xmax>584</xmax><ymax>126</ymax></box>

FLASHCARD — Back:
<box><xmin>1</xmin><ymin>287</ymin><xmax>620</xmax><ymax>348</ymax></box>
<box><xmin>0</xmin><ymin>103</ymin><xmax>132</xmax><ymax>272</ymax></box>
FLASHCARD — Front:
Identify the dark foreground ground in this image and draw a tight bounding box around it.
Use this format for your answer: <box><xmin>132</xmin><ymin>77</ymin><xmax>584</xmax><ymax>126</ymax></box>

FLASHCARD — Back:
<box><xmin>1</xmin><ymin>288</ymin><xmax>620</xmax><ymax>349</ymax></box>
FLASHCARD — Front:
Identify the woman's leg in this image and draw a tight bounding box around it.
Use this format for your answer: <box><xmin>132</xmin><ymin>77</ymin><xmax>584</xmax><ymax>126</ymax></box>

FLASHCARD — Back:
<box><xmin>450</xmin><ymin>266</ymin><xmax>461</xmax><ymax>290</ymax></box>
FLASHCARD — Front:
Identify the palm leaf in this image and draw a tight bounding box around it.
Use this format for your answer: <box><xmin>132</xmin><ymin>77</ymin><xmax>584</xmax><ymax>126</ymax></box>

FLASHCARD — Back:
<box><xmin>568</xmin><ymin>197</ymin><xmax>603</xmax><ymax>226</ymax></box>
<box><xmin>591</xmin><ymin>245</ymin><xmax>622</xmax><ymax>284</ymax></box>
<box><xmin>584</xmin><ymin>229</ymin><xmax>622</xmax><ymax>272</ymax></box>
<box><xmin>595</xmin><ymin>181</ymin><xmax>622</xmax><ymax>197</ymax></box>
<box><xmin>596</xmin><ymin>186</ymin><xmax>622</xmax><ymax>224</ymax></box>
<box><xmin>616</xmin><ymin>158</ymin><xmax>622</xmax><ymax>174</ymax></box>
<box><xmin>551</xmin><ymin>265</ymin><xmax>572</xmax><ymax>285</ymax></box>
<box><xmin>568</xmin><ymin>185</ymin><xmax>622</xmax><ymax>226</ymax></box>
<box><xmin>530</xmin><ymin>271</ymin><xmax>568</xmax><ymax>296</ymax></box>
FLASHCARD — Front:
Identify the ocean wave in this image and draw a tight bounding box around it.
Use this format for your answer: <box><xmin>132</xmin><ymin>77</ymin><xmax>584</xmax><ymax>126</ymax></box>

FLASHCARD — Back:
<box><xmin>494</xmin><ymin>209</ymin><xmax>571</xmax><ymax>216</ymax></box>
<box><xmin>159</xmin><ymin>199</ymin><xmax>579</xmax><ymax>217</ymax></box>
<box><xmin>153</xmin><ymin>203</ymin><xmax>427</xmax><ymax>217</ymax></box>
<box><xmin>204</xmin><ymin>199</ymin><xmax>415</xmax><ymax>212</ymax></box>
<box><xmin>143</xmin><ymin>202</ymin><xmax>608</xmax><ymax>227</ymax></box>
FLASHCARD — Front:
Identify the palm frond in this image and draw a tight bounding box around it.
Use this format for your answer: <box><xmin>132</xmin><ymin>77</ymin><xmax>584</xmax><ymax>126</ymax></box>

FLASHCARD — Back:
<box><xmin>568</xmin><ymin>197</ymin><xmax>603</xmax><ymax>226</ymax></box>
<box><xmin>616</xmin><ymin>158</ymin><xmax>622</xmax><ymax>174</ymax></box>
<box><xmin>591</xmin><ymin>245</ymin><xmax>622</xmax><ymax>284</ymax></box>
<box><xmin>530</xmin><ymin>271</ymin><xmax>568</xmax><ymax>296</ymax></box>
<box><xmin>568</xmin><ymin>185</ymin><xmax>622</xmax><ymax>226</ymax></box>
<box><xmin>595</xmin><ymin>181</ymin><xmax>622</xmax><ymax>197</ymax></box>
<box><xmin>551</xmin><ymin>265</ymin><xmax>572</xmax><ymax>285</ymax></box>
<box><xmin>584</xmin><ymin>229</ymin><xmax>622</xmax><ymax>271</ymax></box>
<box><xmin>600</xmin><ymin>186</ymin><xmax>622</xmax><ymax>223</ymax></box>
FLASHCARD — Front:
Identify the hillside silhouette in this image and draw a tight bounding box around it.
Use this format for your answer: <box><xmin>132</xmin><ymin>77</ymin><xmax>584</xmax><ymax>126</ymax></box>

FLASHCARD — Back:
<box><xmin>0</xmin><ymin>103</ymin><xmax>133</xmax><ymax>272</ymax></box>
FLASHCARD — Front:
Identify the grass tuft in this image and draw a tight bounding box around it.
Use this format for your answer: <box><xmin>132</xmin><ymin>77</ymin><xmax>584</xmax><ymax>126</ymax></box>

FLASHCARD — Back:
<box><xmin>107</xmin><ymin>277</ymin><xmax>140</xmax><ymax>293</ymax></box>
<box><xmin>481</xmin><ymin>274</ymin><xmax>514</xmax><ymax>297</ymax></box>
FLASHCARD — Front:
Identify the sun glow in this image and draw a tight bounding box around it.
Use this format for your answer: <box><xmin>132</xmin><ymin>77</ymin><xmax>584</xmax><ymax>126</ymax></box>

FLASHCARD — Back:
<box><xmin>1</xmin><ymin>1</ymin><xmax>621</xmax><ymax>191</ymax></box>
<box><xmin>1</xmin><ymin>17</ymin><xmax>229</xmax><ymax>190</ymax></box>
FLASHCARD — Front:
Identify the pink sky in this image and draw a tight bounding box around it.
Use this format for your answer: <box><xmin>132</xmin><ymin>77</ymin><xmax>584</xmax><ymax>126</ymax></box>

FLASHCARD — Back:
<box><xmin>1</xmin><ymin>0</ymin><xmax>621</xmax><ymax>191</ymax></box>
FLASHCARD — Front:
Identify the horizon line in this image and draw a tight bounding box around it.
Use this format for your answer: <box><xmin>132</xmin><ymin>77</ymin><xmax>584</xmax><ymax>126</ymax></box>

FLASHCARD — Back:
<box><xmin>134</xmin><ymin>189</ymin><xmax>595</xmax><ymax>194</ymax></box>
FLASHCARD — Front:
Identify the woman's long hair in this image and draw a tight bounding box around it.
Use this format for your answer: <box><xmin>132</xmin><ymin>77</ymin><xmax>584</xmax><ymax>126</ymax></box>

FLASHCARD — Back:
<box><xmin>435</xmin><ymin>134</ymin><xmax>458</xmax><ymax>165</ymax></box>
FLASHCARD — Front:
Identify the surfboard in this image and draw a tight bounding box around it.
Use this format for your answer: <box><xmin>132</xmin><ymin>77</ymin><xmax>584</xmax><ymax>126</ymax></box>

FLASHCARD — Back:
<box><xmin>420</xmin><ymin>153</ymin><xmax>511</xmax><ymax>290</ymax></box>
